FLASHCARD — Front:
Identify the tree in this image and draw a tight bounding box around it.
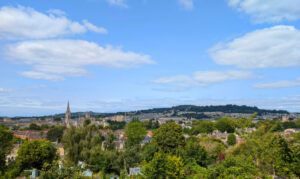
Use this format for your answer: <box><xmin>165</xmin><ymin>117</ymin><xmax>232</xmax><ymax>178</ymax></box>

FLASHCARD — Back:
<box><xmin>227</xmin><ymin>133</ymin><xmax>236</xmax><ymax>146</ymax></box>
<box><xmin>28</xmin><ymin>123</ymin><xmax>41</xmax><ymax>130</ymax></box>
<box><xmin>0</xmin><ymin>125</ymin><xmax>13</xmax><ymax>172</ymax></box>
<box><xmin>125</xmin><ymin>120</ymin><xmax>147</xmax><ymax>147</ymax></box>
<box><xmin>143</xmin><ymin>152</ymin><xmax>185</xmax><ymax>179</ymax></box>
<box><xmin>104</xmin><ymin>132</ymin><xmax>116</xmax><ymax>151</ymax></box>
<box><xmin>53</xmin><ymin>117</ymin><xmax>61</xmax><ymax>122</ymax></box>
<box><xmin>192</xmin><ymin>121</ymin><xmax>214</xmax><ymax>134</ymax></box>
<box><xmin>46</xmin><ymin>126</ymin><xmax>65</xmax><ymax>143</ymax></box>
<box><xmin>16</xmin><ymin>140</ymin><xmax>57</xmax><ymax>170</ymax></box>
<box><xmin>62</xmin><ymin>125</ymin><xmax>102</xmax><ymax>164</ymax></box>
<box><xmin>215</xmin><ymin>117</ymin><xmax>236</xmax><ymax>133</ymax></box>
<box><xmin>268</xmin><ymin>134</ymin><xmax>295</xmax><ymax>177</ymax></box>
<box><xmin>183</xmin><ymin>137</ymin><xmax>208</xmax><ymax>167</ymax></box>
<box><xmin>83</xmin><ymin>119</ymin><xmax>91</xmax><ymax>126</ymax></box>
<box><xmin>152</xmin><ymin>122</ymin><xmax>185</xmax><ymax>154</ymax></box>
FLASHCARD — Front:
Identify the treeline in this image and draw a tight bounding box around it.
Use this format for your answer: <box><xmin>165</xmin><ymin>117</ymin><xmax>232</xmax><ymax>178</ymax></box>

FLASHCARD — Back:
<box><xmin>135</xmin><ymin>104</ymin><xmax>289</xmax><ymax>115</ymax></box>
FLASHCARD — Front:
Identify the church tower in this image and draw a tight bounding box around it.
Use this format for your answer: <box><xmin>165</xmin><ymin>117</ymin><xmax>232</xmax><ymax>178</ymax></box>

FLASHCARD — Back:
<box><xmin>65</xmin><ymin>101</ymin><xmax>71</xmax><ymax>128</ymax></box>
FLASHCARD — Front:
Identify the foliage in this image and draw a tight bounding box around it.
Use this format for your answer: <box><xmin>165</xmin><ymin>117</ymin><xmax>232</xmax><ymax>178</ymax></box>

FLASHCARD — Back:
<box><xmin>125</xmin><ymin>120</ymin><xmax>147</xmax><ymax>147</ymax></box>
<box><xmin>0</xmin><ymin>125</ymin><xmax>14</xmax><ymax>172</ymax></box>
<box><xmin>183</xmin><ymin>137</ymin><xmax>208</xmax><ymax>167</ymax></box>
<box><xmin>152</xmin><ymin>122</ymin><xmax>185</xmax><ymax>154</ymax></box>
<box><xmin>142</xmin><ymin>119</ymin><xmax>160</xmax><ymax>130</ymax></box>
<box><xmin>62</xmin><ymin>125</ymin><xmax>102</xmax><ymax>164</ymax></box>
<box><xmin>227</xmin><ymin>133</ymin><xmax>236</xmax><ymax>146</ymax></box>
<box><xmin>83</xmin><ymin>119</ymin><xmax>91</xmax><ymax>126</ymax></box>
<box><xmin>191</xmin><ymin>120</ymin><xmax>214</xmax><ymax>134</ymax></box>
<box><xmin>104</xmin><ymin>132</ymin><xmax>116</xmax><ymax>151</ymax></box>
<box><xmin>29</xmin><ymin>123</ymin><xmax>42</xmax><ymax>130</ymax></box>
<box><xmin>143</xmin><ymin>152</ymin><xmax>185</xmax><ymax>179</ymax></box>
<box><xmin>215</xmin><ymin>117</ymin><xmax>236</xmax><ymax>133</ymax></box>
<box><xmin>16</xmin><ymin>140</ymin><xmax>57</xmax><ymax>170</ymax></box>
<box><xmin>46</xmin><ymin>126</ymin><xmax>65</xmax><ymax>143</ymax></box>
<box><xmin>107</xmin><ymin>120</ymin><xmax>126</xmax><ymax>130</ymax></box>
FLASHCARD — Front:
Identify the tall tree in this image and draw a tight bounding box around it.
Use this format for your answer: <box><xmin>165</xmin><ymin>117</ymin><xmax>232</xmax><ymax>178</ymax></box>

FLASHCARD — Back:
<box><xmin>152</xmin><ymin>122</ymin><xmax>185</xmax><ymax>154</ymax></box>
<box><xmin>125</xmin><ymin>120</ymin><xmax>147</xmax><ymax>147</ymax></box>
<box><xmin>0</xmin><ymin>125</ymin><xmax>13</xmax><ymax>172</ymax></box>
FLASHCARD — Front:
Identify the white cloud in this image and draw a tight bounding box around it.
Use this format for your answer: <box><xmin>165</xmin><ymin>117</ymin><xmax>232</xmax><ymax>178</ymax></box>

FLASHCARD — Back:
<box><xmin>152</xmin><ymin>70</ymin><xmax>253</xmax><ymax>88</ymax></box>
<box><xmin>151</xmin><ymin>75</ymin><xmax>197</xmax><ymax>87</ymax></box>
<box><xmin>83</xmin><ymin>20</ymin><xmax>108</xmax><ymax>34</ymax></box>
<box><xmin>254</xmin><ymin>78</ymin><xmax>300</xmax><ymax>89</ymax></box>
<box><xmin>178</xmin><ymin>0</ymin><xmax>194</xmax><ymax>10</ymax></box>
<box><xmin>0</xmin><ymin>6</ymin><xmax>107</xmax><ymax>39</ymax></box>
<box><xmin>227</xmin><ymin>0</ymin><xmax>300</xmax><ymax>23</ymax></box>
<box><xmin>210</xmin><ymin>25</ymin><xmax>300</xmax><ymax>69</ymax></box>
<box><xmin>106</xmin><ymin>0</ymin><xmax>128</xmax><ymax>8</ymax></box>
<box><xmin>194</xmin><ymin>70</ymin><xmax>253</xmax><ymax>85</ymax></box>
<box><xmin>19</xmin><ymin>71</ymin><xmax>64</xmax><ymax>81</ymax></box>
<box><xmin>4</xmin><ymin>40</ymin><xmax>154</xmax><ymax>81</ymax></box>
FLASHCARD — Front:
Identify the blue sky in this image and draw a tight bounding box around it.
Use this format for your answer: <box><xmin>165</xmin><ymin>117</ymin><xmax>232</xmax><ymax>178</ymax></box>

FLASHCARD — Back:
<box><xmin>0</xmin><ymin>0</ymin><xmax>300</xmax><ymax>116</ymax></box>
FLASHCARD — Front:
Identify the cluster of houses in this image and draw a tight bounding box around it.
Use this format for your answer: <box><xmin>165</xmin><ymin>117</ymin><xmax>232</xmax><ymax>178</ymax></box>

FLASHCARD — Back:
<box><xmin>13</xmin><ymin>130</ymin><xmax>48</xmax><ymax>141</ymax></box>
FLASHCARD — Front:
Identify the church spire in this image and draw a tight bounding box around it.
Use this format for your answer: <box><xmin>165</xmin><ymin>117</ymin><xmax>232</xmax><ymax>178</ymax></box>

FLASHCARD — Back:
<box><xmin>65</xmin><ymin>101</ymin><xmax>71</xmax><ymax>128</ymax></box>
<box><xmin>67</xmin><ymin>101</ymin><xmax>70</xmax><ymax>113</ymax></box>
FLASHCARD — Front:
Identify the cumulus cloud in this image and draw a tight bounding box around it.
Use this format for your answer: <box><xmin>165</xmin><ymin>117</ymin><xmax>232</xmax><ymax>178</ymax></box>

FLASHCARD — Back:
<box><xmin>106</xmin><ymin>0</ymin><xmax>128</xmax><ymax>8</ymax></box>
<box><xmin>227</xmin><ymin>0</ymin><xmax>300</xmax><ymax>23</ymax></box>
<box><xmin>0</xmin><ymin>6</ymin><xmax>107</xmax><ymax>39</ymax></box>
<box><xmin>254</xmin><ymin>78</ymin><xmax>300</xmax><ymax>89</ymax></box>
<box><xmin>4</xmin><ymin>40</ymin><xmax>154</xmax><ymax>81</ymax></box>
<box><xmin>152</xmin><ymin>70</ymin><xmax>253</xmax><ymax>88</ymax></box>
<box><xmin>178</xmin><ymin>0</ymin><xmax>194</xmax><ymax>10</ymax></box>
<box><xmin>210</xmin><ymin>25</ymin><xmax>300</xmax><ymax>69</ymax></box>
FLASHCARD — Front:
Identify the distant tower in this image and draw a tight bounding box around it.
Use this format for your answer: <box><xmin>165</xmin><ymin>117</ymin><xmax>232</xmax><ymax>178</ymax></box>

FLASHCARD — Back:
<box><xmin>85</xmin><ymin>111</ymin><xmax>90</xmax><ymax>119</ymax></box>
<box><xmin>65</xmin><ymin>101</ymin><xmax>71</xmax><ymax>128</ymax></box>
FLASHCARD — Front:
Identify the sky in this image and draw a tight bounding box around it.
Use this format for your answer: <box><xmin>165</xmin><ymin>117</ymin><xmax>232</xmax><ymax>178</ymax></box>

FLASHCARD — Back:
<box><xmin>0</xmin><ymin>0</ymin><xmax>300</xmax><ymax>116</ymax></box>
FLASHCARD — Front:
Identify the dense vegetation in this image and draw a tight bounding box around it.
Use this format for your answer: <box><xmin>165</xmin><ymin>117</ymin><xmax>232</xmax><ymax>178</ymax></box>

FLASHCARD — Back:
<box><xmin>0</xmin><ymin>116</ymin><xmax>299</xmax><ymax>178</ymax></box>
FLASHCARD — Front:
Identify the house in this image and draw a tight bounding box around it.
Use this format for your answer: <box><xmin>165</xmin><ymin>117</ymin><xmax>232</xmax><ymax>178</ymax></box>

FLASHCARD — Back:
<box><xmin>129</xmin><ymin>167</ymin><xmax>141</xmax><ymax>176</ymax></box>
<box><xmin>6</xmin><ymin>144</ymin><xmax>20</xmax><ymax>163</ymax></box>
<box><xmin>14</xmin><ymin>130</ymin><xmax>48</xmax><ymax>141</ymax></box>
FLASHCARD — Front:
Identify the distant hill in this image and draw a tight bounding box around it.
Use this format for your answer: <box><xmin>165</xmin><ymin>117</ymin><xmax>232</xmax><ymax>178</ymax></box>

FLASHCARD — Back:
<box><xmin>136</xmin><ymin>104</ymin><xmax>289</xmax><ymax>115</ymax></box>
<box><xmin>8</xmin><ymin>104</ymin><xmax>289</xmax><ymax>119</ymax></box>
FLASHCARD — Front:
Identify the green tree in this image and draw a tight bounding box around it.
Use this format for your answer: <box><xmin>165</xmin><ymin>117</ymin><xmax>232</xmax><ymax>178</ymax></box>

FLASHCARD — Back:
<box><xmin>104</xmin><ymin>132</ymin><xmax>116</xmax><ymax>151</ymax></box>
<box><xmin>227</xmin><ymin>133</ymin><xmax>236</xmax><ymax>146</ymax></box>
<box><xmin>215</xmin><ymin>117</ymin><xmax>236</xmax><ymax>133</ymax></box>
<box><xmin>268</xmin><ymin>134</ymin><xmax>295</xmax><ymax>177</ymax></box>
<box><xmin>83</xmin><ymin>119</ymin><xmax>91</xmax><ymax>126</ymax></box>
<box><xmin>53</xmin><ymin>117</ymin><xmax>61</xmax><ymax>122</ymax></box>
<box><xmin>28</xmin><ymin>123</ymin><xmax>41</xmax><ymax>130</ymax></box>
<box><xmin>143</xmin><ymin>152</ymin><xmax>185</xmax><ymax>179</ymax></box>
<box><xmin>152</xmin><ymin>122</ymin><xmax>185</xmax><ymax>154</ymax></box>
<box><xmin>125</xmin><ymin>120</ymin><xmax>147</xmax><ymax>147</ymax></box>
<box><xmin>183</xmin><ymin>137</ymin><xmax>208</xmax><ymax>167</ymax></box>
<box><xmin>0</xmin><ymin>125</ymin><xmax>14</xmax><ymax>172</ymax></box>
<box><xmin>192</xmin><ymin>121</ymin><xmax>214</xmax><ymax>134</ymax></box>
<box><xmin>62</xmin><ymin>125</ymin><xmax>102</xmax><ymax>164</ymax></box>
<box><xmin>46</xmin><ymin>126</ymin><xmax>65</xmax><ymax>143</ymax></box>
<box><xmin>16</xmin><ymin>140</ymin><xmax>57</xmax><ymax>170</ymax></box>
